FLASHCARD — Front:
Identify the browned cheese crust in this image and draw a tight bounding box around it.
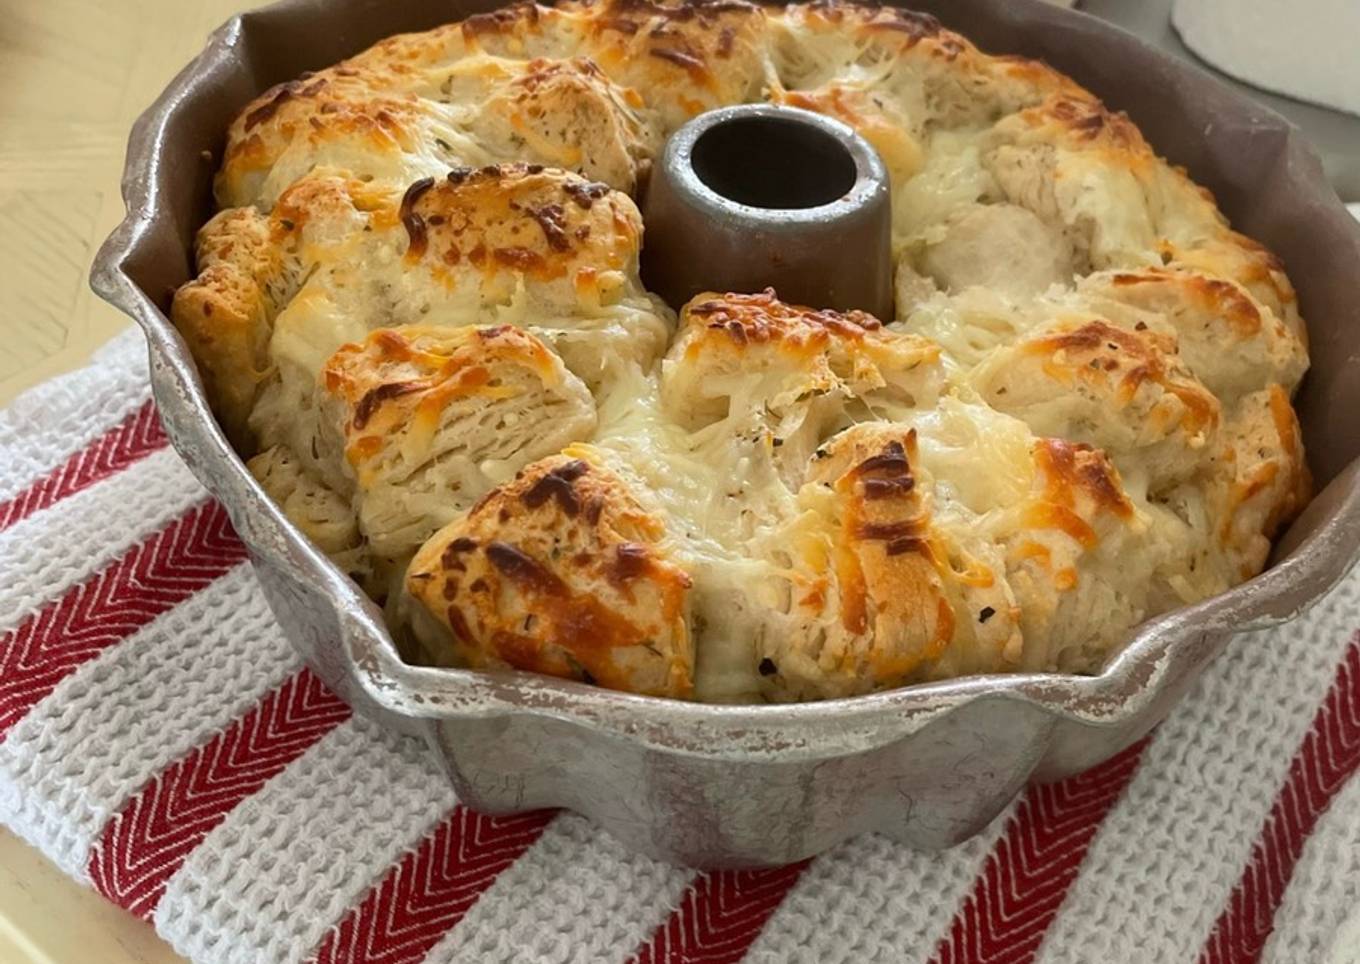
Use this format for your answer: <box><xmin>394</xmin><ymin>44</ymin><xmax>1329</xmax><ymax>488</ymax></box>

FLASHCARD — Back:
<box><xmin>173</xmin><ymin>0</ymin><xmax>1311</xmax><ymax>701</ymax></box>
<box><xmin>407</xmin><ymin>450</ymin><xmax>695</xmax><ymax>697</ymax></box>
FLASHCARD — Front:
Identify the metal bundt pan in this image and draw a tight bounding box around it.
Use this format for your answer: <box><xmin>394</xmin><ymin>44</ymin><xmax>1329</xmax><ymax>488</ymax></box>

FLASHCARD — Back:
<box><xmin>90</xmin><ymin>0</ymin><xmax>1360</xmax><ymax>866</ymax></box>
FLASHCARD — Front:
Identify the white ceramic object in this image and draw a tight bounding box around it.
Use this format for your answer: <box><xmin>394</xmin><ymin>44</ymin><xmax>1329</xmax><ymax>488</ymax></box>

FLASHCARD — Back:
<box><xmin>1173</xmin><ymin>0</ymin><xmax>1360</xmax><ymax>117</ymax></box>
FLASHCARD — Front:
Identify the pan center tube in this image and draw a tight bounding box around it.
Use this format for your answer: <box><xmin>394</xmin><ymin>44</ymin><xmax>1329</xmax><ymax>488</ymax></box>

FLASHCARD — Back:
<box><xmin>640</xmin><ymin>104</ymin><xmax>894</xmax><ymax>320</ymax></box>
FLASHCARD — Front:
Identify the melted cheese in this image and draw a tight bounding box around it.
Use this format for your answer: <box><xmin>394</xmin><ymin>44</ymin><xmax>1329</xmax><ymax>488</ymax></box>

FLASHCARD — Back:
<box><xmin>177</xmin><ymin>0</ymin><xmax>1312</xmax><ymax>702</ymax></box>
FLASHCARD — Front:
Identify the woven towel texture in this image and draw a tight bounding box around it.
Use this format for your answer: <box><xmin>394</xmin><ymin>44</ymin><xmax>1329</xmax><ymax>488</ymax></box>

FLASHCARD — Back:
<box><xmin>1</xmin><ymin>327</ymin><xmax>1358</xmax><ymax>964</ymax></box>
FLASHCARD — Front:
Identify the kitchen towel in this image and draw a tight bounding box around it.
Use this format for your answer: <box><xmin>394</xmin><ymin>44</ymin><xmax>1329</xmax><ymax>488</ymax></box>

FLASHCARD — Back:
<box><xmin>2</xmin><ymin>326</ymin><xmax>1358</xmax><ymax>964</ymax></box>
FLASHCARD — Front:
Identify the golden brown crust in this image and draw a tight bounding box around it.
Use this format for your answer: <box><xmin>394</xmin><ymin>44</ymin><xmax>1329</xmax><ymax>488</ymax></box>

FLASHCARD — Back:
<box><xmin>247</xmin><ymin>163</ymin><xmax>650</xmax><ymax>323</ymax></box>
<box><xmin>978</xmin><ymin>87</ymin><xmax>1300</xmax><ymax>326</ymax></box>
<box><xmin>991</xmin><ymin>437</ymin><xmax>1159</xmax><ymax>672</ymax></box>
<box><xmin>219</xmin><ymin>75</ymin><xmax>437</xmax><ymax>208</ymax></box>
<box><xmin>170</xmin><ymin>208</ymin><xmax>283</xmax><ymax>446</ymax></box>
<box><xmin>565</xmin><ymin>0</ymin><xmax>771</xmax><ymax>127</ymax></box>
<box><xmin>1159</xmin><ymin>230</ymin><xmax>1302</xmax><ymax>340</ymax></box>
<box><xmin>217</xmin><ymin>0</ymin><xmax>768</xmax><ymax>207</ymax></box>
<box><xmin>1031</xmin><ymin>437</ymin><xmax>1135</xmax><ymax>524</ymax></box>
<box><xmin>460</xmin><ymin>0</ymin><xmax>554</xmax><ymax>46</ymax></box>
<box><xmin>323</xmin><ymin>323</ymin><xmax>579</xmax><ymax>473</ymax></box>
<box><xmin>1106</xmin><ymin>267</ymin><xmax>1263</xmax><ymax>335</ymax></box>
<box><xmin>406</xmin><ymin>163</ymin><xmax>643</xmax><ymax>300</ymax></box>
<box><xmin>809</xmin><ymin>424</ymin><xmax>935</xmax><ymax>644</ymax></box>
<box><xmin>1025</xmin><ymin>320</ymin><xmax>1216</xmax><ymax>434</ymax></box>
<box><xmin>313</xmin><ymin>323</ymin><xmax>598</xmax><ymax>560</ymax></box>
<box><xmin>974</xmin><ymin>316</ymin><xmax>1221</xmax><ymax>487</ymax></box>
<box><xmin>772</xmin><ymin>83</ymin><xmax>923</xmax><ymax>185</ymax></box>
<box><xmin>1080</xmin><ymin>266</ymin><xmax>1307</xmax><ymax>402</ymax></box>
<box><xmin>1010</xmin><ymin>94</ymin><xmax>1153</xmax><ymax>159</ymax></box>
<box><xmin>469</xmin><ymin>57</ymin><xmax>656</xmax><ymax>190</ymax></box>
<box><xmin>663</xmin><ymin>289</ymin><xmax>941</xmax><ymax>417</ymax></box>
<box><xmin>660</xmin><ymin>290</ymin><xmax>943</xmax><ymax>492</ymax></box>
<box><xmin>1208</xmin><ymin>385</ymin><xmax>1312</xmax><ymax>580</ymax></box>
<box><xmin>406</xmin><ymin>449</ymin><xmax>694</xmax><ymax>697</ymax></box>
<box><xmin>678</xmin><ymin>288</ymin><xmax>899</xmax><ymax>356</ymax></box>
<box><xmin>758</xmin><ymin>422</ymin><xmax>1023</xmax><ymax>699</ymax></box>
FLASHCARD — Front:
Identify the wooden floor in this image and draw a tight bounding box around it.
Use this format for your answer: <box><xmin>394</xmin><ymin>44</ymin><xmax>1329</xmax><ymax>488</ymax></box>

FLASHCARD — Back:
<box><xmin>0</xmin><ymin>2</ymin><xmax>267</xmax><ymax>958</ymax></box>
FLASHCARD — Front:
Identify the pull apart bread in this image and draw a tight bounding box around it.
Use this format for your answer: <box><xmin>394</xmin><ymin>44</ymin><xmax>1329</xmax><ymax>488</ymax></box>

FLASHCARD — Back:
<box><xmin>173</xmin><ymin>0</ymin><xmax>1309</xmax><ymax>702</ymax></box>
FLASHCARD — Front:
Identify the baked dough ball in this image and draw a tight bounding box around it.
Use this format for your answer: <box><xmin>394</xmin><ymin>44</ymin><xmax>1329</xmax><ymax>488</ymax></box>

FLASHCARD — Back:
<box><xmin>255</xmin><ymin>323</ymin><xmax>597</xmax><ymax>563</ymax></box>
<box><xmin>222</xmin><ymin>163</ymin><xmax>655</xmax><ymax>330</ymax></box>
<box><xmin>217</xmin><ymin>77</ymin><xmax>446</xmax><ymax>210</ymax></box>
<box><xmin>1215</xmin><ymin>386</ymin><xmax>1310</xmax><ymax>577</ymax></box>
<box><xmin>896</xmin><ymin>399</ymin><xmax>1175</xmax><ymax>676</ymax></box>
<box><xmin>663</xmin><ymin>290</ymin><xmax>943</xmax><ymax>418</ymax></box>
<box><xmin>903</xmin><ymin>264</ymin><xmax>1304</xmax><ymax>399</ymax></box>
<box><xmin>463</xmin><ymin>57</ymin><xmax>657</xmax><ymax>191</ymax></box>
<box><xmin>1076</xmin><ymin>267</ymin><xmax>1307</xmax><ymax>403</ymax></box>
<box><xmin>170</xmin><ymin>208</ymin><xmax>289</xmax><ymax>446</ymax></box>
<box><xmin>661</xmin><ymin>290</ymin><xmax>942</xmax><ymax>485</ymax></box>
<box><xmin>216</xmin><ymin>0</ymin><xmax>767</xmax><ymax>209</ymax></box>
<box><xmin>756</xmin><ymin>422</ymin><xmax>1023</xmax><ymax>700</ymax></box>
<box><xmin>982</xmin><ymin>95</ymin><xmax>1161</xmax><ymax>271</ymax></box>
<box><xmin>986</xmin><ymin>438</ymin><xmax>1166</xmax><ymax>673</ymax></box>
<box><xmin>246</xmin><ymin>444</ymin><xmax>369</xmax><ymax>578</ymax></box>
<box><xmin>402</xmin><ymin>163</ymin><xmax>671</xmax><ymax>381</ymax></box>
<box><xmin>767</xmin><ymin>2</ymin><xmax>1074</xmax><ymax>126</ymax></box>
<box><xmin>217</xmin><ymin>7</ymin><xmax>585</xmax><ymax>207</ymax></box>
<box><xmin>406</xmin><ymin>447</ymin><xmax>695</xmax><ymax>697</ymax></box>
<box><xmin>917</xmin><ymin>202</ymin><xmax>1075</xmax><ymax>299</ymax></box>
<box><xmin>1156</xmin><ymin>385</ymin><xmax>1310</xmax><ymax>591</ymax></box>
<box><xmin>753</xmin><ymin>407</ymin><xmax>1171</xmax><ymax>695</ymax></box>
<box><xmin>910</xmin><ymin>398</ymin><xmax>1177</xmax><ymax>675</ymax></box>
<box><xmin>564</xmin><ymin>0</ymin><xmax>772</xmax><ymax>133</ymax></box>
<box><xmin>975</xmin><ymin>90</ymin><xmax>1305</xmax><ymax>343</ymax></box>
<box><xmin>187</xmin><ymin>162</ymin><xmax>663</xmax><ymax>449</ymax></box>
<box><xmin>1158</xmin><ymin>229</ymin><xmax>1304</xmax><ymax>344</ymax></box>
<box><xmin>971</xmin><ymin>316</ymin><xmax>1220</xmax><ymax>491</ymax></box>
<box><xmin>466</xmin><ymin>0</ymin><xmax>772</xmax><ymax>133</ymax></box>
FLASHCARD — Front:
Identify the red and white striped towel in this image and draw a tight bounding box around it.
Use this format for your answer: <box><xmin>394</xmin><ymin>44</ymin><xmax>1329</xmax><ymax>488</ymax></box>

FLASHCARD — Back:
<box><xmin>2</xmin><ymin>327</ymin><xmax>1359</xmax><ymax>964</ymax></box>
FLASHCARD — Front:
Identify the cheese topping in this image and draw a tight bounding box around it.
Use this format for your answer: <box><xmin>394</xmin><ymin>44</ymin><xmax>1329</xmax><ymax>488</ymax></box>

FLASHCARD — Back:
<box><xmin>172</xmin><ymin>0</ymin><xmax>1310</xmax><ymax>702</ymax></box>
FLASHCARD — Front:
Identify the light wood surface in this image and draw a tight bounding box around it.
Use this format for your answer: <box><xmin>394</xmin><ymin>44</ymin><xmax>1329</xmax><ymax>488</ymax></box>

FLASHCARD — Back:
<box><xmin>0</xmin><ymin>832</ymin><xmax>183</xmax><ymax>964</ymax></box>
<box><xmin>0</xmin><ymin>0</ymin><xmax>270</xmax><ymax>408</ymax></box>
<box><xmin>0</xmin><ymin>2</ymin><xmax>264</xmax><ymax>958</ymax></box>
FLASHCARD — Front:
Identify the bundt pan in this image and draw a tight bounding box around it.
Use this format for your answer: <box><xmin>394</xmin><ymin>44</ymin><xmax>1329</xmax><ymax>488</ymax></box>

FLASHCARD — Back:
<box><xmin>91</xmin><ymin>0</ymin><xmax>1360</xmax><ymax>867</ymax></box>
